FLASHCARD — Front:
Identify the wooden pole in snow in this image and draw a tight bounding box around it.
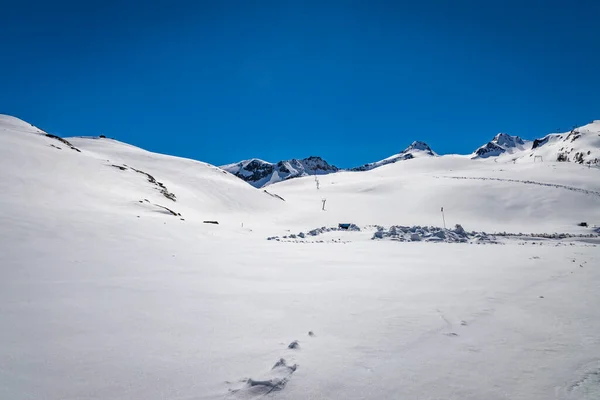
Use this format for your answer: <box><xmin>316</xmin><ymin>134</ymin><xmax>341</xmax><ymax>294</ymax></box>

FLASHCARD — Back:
<box><xmin>441</xmin><ymin>207</ymin><xmax>446</xmax><ymax>230</ymax></box>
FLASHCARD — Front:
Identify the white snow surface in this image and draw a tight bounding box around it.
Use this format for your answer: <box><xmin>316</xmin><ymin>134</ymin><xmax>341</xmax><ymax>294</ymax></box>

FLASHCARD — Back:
<box><xmin>2</xmin><ymin>115</ymin><xmax>600</xmax><ymax>400</ymax></box>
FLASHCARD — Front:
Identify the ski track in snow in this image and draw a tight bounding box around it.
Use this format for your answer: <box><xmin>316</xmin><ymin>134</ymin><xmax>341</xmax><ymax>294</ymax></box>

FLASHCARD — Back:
<box><xmin>437</xmin><ymin>176</ymin><xmax>600</xmax><ymax>198</ymax></box>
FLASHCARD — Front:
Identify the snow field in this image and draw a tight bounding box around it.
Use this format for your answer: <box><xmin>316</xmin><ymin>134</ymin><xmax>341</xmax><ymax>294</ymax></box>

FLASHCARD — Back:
<box><xmin>1</xmin><ymin>115</ymin><xmax>600</xmax><ymax>399</ymax></box>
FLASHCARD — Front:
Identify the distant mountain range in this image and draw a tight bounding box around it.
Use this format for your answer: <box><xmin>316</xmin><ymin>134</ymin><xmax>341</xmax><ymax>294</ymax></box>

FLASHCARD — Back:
<box><xmin>222</xmin><ymin>121</ymin><xmax>600</xmax><ymax>187</ymax></box>
<box><xmin>220</xmin><ymin>141</ymin><xmax>439</xmax><ymax>188</ymax></box>
<box><xmin>220</xmin><ymin>156</ymin><xmax>339</xmax><ymax>188</ymax></box>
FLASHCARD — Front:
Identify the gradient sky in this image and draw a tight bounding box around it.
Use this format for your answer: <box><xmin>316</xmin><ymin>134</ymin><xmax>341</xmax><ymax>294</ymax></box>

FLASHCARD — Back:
<box><xmin>1</xmin><ymin>0</ymin><xmax>599</xmax><ymax>168</ymax></box>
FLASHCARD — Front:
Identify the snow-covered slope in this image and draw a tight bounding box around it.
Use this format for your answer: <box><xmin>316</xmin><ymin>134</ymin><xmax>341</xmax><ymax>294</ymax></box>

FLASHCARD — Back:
<box><xmin>0</xmin><ymin>115</ymin><xmax>286</xmax><ymax>232</ymax></box>
<box><xmin>472</xmin><ymin>122</ymin><xmax>600</xmax><ymax>165</ymax></box>
<box><xmin>472</xmin><ymin>133</ymin><xmax>530</xmax><ymax>158</ymax></box>
<box><xmin>0</xmin><ymin>114</ymin><xmax>46</xmax><ymax>134</ymax></box>
<box><xmin>523</xmin><ymin>121</ymin><xmax>600</xmax><ymax>165</ymax></box>
<box><xmin>351</xmin><ymin>140</ymin><xmax>437</xmax><ymax>171</ymax></box>
<box><xmin>2</xmin><ymin>114</ymin><xmax>600</xmax><ymax>400</ymax></box>
<box><xmin>220</xmin><ymin>156</ymin><xmax>338</xmax><ymax>188</ymax></box>
<box><xmin>272</xmin><ymin>154</ymin><xmax>600</xmax><ymax>234</ymax></box>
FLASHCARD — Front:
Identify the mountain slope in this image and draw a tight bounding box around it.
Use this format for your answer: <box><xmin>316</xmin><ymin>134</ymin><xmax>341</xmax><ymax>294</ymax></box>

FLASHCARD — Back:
<box><xmin>271</xmin><ymin>154</ymin><xmax>600</xmax><ymax>233</ymax></box>
<box><xmin>350</xmin><ymin>141</ymin><xmax>438</xmax><ymax>172</ymax></box>
<box><xmin>471</xmin><ymin>122</ymin><xmax>600</xmax><ymax>165</ymax></box>
<box><xmin>0</xmin><ymin>115</ymin><xmax>285</xmax><ymax>232</ymax></box>
<box><xmin>220</xmin><ymin>156</ymin><xmax>339</xmax><ymax>188</ymax></box>
<box><xmin>524</xmin><ymin>121</ymin><xmax>600</xmax><ymax>164</ymax></box>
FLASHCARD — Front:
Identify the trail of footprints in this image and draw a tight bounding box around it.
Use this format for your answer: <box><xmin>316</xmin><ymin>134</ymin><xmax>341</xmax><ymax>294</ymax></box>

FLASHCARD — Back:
<box><xmin>557</xmin><ymin>360</ymin><xmax>600</xmax><ymax>400</ymax></box>
<box><xmin>227</xmin><ymin>332</ymin><xmax>316</xmax><ymax>397</ymax></box>
<box><xmin>227</xmin><ymin>257</ymin><xmax>594</xmax><ymax>397</ymax></box>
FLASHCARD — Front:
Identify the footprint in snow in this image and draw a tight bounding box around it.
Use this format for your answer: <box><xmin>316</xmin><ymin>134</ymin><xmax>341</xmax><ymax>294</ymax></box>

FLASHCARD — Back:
<box><xmin>228</xmin><ymin>358</ymin><xmax>298</xmax><ymax>397</ymax></box>
<box><xmin>227</xmin><ymin>334</ymin><xmax>315</xmax><ymax>397</ymax></box>
<box><xmin>557</xmin><ymin>360</ymin><xmax>600</xmax><ymax>400</ymax></box>
<box><xmin>288</xmin><ymin>340</ymin><xmax>300</xmax><ymax>349</ymax></box>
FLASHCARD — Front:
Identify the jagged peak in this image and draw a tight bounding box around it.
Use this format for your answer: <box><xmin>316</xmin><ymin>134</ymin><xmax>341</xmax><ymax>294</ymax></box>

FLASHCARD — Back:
<box><xmin>403</xmin><ymin>141</ymin><xmax>434</xmax><ymax>153</ymax></box>
<box><xmin>492</xmin><ymin>133</ymin><xmax>524</xmax><ymax>147</ymax></box>
<box><xmin>396</xmin><ymin>141</ymin><xmax>437</xmax><ymax>157</ymax></box>
<box><xmin>303</xmin><ymin>155</ymin><xmax>326</xmax><ymax>162</ymax></box>
<box><xmin>473</xmin><ymin>132</ymin><xmax>528</xmax><ymax>159</ymax></box>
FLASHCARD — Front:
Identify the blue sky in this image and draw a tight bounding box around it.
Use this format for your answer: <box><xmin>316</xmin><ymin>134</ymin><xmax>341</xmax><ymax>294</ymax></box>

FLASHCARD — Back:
<box><xmin>1</xmin><ymin>0</ymin><xmax>599</xmax><ymax>168</ymax></box>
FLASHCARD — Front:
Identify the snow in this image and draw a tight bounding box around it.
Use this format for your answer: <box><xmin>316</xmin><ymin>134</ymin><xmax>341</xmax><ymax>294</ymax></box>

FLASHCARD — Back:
<box><xmin>1</xmin><ymin>115</ymin><xmax>600</xmax><ymax>400</ymax></box>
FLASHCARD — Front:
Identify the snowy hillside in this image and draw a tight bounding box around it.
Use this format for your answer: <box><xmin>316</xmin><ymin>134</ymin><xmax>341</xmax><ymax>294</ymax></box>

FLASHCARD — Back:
<box><xmin>2</xmin><ymin>114</ymin><xmax>600</xmax><ymax>400</ymax></box>
<box><xmin>350</xmin><ymin>140</ymin><xmax>437</xmax><ymax>171</ymax></box>
<box><xmin>472</xmin><ymin>122</ymin><xmax>600</xmax><ymax>165</ymax></box>
<box><xmin>0</xmin><ymin>115</ymin><xmax>286</xmax><ymax>231</ymax></box>
<box><xmin>220</xmin><ymin>156</ymin><xmax>338</xmax><ymax>188</ymax></box>
<box><xmin>472</xmin><ymin>132</ymin><xmax>530</xmax><ymax>158</ymax></box>
<box><xmin>272</xmin><ymin>154</ymin><xmax>600</xmax><ymax>234</ymax></box>
<box><xmin>524</xmin><ymin>121</ymin><xmax>600</xmax><ymax>165</ymax></box>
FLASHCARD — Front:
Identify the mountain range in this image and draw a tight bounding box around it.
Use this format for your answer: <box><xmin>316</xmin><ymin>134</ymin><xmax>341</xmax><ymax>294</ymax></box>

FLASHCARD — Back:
<box><xmin>221</xmin><ymin>122</ymin><xmax>600</xmax><ymax>187</ymax></box>
<box><xmin>220</xmin><ymin>156</ymin><xmax>339</xmax><ymax>188</ymax></box>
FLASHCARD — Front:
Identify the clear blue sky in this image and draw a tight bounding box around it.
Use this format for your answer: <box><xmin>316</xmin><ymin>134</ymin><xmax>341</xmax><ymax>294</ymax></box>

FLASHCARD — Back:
<box><xmin>1</xmin><ymin>0</ymin><xmax>599</xmax><ymax>168</ymax></box>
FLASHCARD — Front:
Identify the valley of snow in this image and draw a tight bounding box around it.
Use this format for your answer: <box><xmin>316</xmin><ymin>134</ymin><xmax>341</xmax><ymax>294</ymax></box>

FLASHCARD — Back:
<box><xmin>1</xmin><ymin>114</ymin><xmax>600</xmax><ymax>400</ymax></box>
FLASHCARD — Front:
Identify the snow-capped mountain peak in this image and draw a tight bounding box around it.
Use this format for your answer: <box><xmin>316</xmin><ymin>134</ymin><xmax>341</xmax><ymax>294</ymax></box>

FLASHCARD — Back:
<box><xmin>404</xmin><ymin>140</ymin><xmax>435</xmax><ymax>154</ymax></box>
<box><xmin>473</xmin><ymin>133</ymin><xmax>529</xmax><ymax>158</ymax></box>
<box><xmin>492</xmin><ymin>133</ymin><xmax>525</xmax><ymax>148</ymax></box>
<box><xmin>351</xmin><ymin>141</ymin><xmax>437</xmax><ymax>171</ymax></box>
<box><xmin>221</xmin><ymin>156</ymin><xmax>339</xmax><ymax>188</ymax></box>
